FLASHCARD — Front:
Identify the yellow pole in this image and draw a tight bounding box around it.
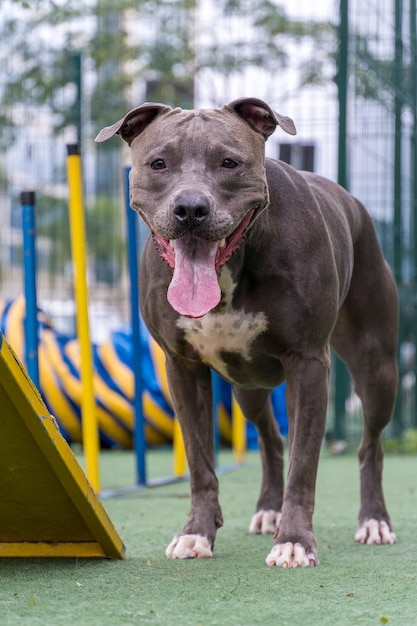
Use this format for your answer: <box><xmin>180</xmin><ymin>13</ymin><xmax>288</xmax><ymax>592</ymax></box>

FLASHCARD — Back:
<box><xmin>173</xmin><ymin>417</ymin><xmax>187</xmax><ymax>477</ymax></box>
<box><xmin>66</xmin><ymin>144</ymin><xmax>100</xmax><ymax>493</ymax></box>
<box><xmin>232</xmin><ymin>396</ymin><xmax>246</xmax><ymax>464</ymax></box>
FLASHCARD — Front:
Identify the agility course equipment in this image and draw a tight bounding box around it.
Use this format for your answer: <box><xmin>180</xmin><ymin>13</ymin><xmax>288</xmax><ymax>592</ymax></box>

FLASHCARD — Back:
<box><xmin>67</xmin><ymin>144</ymin><xmax>100</xmax><ymax>493</ymax></box>
<box><xmin>0</xmin><ymin>330</ymin><xmax>125</xmax><ymax>558</ymax></box>
<box><xmin>124</xmin><ymin>165</ymin><xmax>147</xmax><ymax>485</ymax></box>
<box><xmin>21</xmin><ymin>190</ymin><xmax>40</xmax><ymax>389</ymax></box>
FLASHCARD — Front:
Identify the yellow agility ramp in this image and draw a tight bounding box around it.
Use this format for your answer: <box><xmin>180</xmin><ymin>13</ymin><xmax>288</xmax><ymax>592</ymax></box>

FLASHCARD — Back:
<box><xmin>0</xmin><ymin>332</ymin><xmax>125</xmax><ymax>559</ymax></box>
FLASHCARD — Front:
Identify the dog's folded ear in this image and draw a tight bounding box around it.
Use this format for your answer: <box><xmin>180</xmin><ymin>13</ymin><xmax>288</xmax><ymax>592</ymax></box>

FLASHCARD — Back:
<box><xmin>95</xmin><ymin>103</ymin><xmax>173</xmax><ymax>145</ymax></box>
<box><xmin>226</xmin><ymin>98</ymin><xmax>296</xmax><ymax>139</ymax></box>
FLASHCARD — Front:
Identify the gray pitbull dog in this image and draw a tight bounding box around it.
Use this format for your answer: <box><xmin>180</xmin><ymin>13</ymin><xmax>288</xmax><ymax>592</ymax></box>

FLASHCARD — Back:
<box><xmin>96</xmin><ymin>98</ymin><xmax>398</xmax><ymax>567</ymax></box>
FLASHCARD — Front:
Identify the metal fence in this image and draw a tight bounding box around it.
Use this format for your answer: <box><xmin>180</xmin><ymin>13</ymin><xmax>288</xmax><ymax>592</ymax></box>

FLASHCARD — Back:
<box><xmin>342</xmin><ymin>0</ymin><xmax>417</xmax><ymax>443</ymax></box>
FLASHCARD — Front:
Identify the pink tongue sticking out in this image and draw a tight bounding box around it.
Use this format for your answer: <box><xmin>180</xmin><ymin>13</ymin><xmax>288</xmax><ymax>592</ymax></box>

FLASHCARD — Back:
<box><xmin>167</xmin><ymin>237</ymin><xmax>221</xmax><ymax>318</ymax></box>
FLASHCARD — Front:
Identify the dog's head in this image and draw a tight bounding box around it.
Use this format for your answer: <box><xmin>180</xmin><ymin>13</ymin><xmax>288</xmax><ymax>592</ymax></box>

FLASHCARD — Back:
<box><xmin>96</xmin><ymin>98</ymin><xmax>296</xmax><ymax>317</ymax></box>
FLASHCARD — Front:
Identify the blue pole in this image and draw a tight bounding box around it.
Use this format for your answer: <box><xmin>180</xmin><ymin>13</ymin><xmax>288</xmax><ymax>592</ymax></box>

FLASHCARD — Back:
<box><xmin>20</xmin><ymin>191</ymin><xmax>40</xmax><ymax>389</ymax></box>
<box><xmin>211</xmin><ymin>371</ymin><xmax>221</xmax><ymax>466</ymax></box>
<box><xmin>123</xmin><ymin>166</ymin><xmax>147</xmax><ymax>486</ymax></box>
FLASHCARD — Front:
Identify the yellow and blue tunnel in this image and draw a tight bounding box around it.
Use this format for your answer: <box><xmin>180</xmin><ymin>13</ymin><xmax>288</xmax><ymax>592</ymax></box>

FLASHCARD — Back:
<box><xmin>0</xmin><ymin>297</ymin><xmax>288</xmax><ymax>449</ymax></box>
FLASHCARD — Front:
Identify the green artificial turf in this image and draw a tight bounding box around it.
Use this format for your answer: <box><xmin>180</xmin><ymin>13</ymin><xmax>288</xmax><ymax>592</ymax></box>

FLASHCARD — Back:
<box><xmin>1</xmin><ymin>449</ymin><xmax>417</xmax><ymax>626</ymax></box>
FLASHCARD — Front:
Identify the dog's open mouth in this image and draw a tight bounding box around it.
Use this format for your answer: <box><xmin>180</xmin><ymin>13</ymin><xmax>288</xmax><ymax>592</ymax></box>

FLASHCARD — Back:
<box><xmin>151</xmin><ymin>210</ymin><xmax>254</xmax><ymax>318</ymax></box>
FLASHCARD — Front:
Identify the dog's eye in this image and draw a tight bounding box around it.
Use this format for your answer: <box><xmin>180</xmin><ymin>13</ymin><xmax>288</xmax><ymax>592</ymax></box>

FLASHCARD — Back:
<box><xmin>150</xmin><ymin>159</ymin><xmax>166</xmax><ymax>170</ymax></box>
<box><xmin>222</xmin><ymin>159</ymin><xmax>238</xmax><ymax>169</ymax></box>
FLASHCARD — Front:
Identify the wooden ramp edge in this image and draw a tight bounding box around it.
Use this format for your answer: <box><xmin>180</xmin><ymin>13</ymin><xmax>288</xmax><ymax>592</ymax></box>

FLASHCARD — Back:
<box><xmin>0</xmin><ymin>332</ymin><xmax>125</xmax><ymax>558</ymax></box>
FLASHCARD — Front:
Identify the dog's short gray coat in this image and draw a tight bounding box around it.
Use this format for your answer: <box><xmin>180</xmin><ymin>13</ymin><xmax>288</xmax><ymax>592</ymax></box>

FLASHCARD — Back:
<box><xmin>96</xmin><ymin>98</ymin><xmax>398</xmax><ymax>567</ymax></box>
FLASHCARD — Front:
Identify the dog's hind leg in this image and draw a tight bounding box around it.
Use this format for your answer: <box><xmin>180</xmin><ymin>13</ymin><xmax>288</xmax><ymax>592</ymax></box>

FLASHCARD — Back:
<box><xmin>333</xmin><ymin>335</ymin><xmax>398</xmax><ymax>544</ymax></box>
<box><xmin>232</xmin><ymin>387</ymin><xmax>285</xmax><ymax>535</ymax></box>
<box><xmin>332</xmin><ymin>250</ymin><xmax>398</xmax><ymax>545</ymax></box>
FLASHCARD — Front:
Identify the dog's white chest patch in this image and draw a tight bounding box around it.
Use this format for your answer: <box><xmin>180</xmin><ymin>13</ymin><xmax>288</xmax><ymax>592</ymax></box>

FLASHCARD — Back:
<box><xmin>177</xmin><ymin>308</ymin><xmax>267</xmax><ymax>380</ymax></box>
<box><xmin>176</xmin><ymin>268</ymin><xmax>268</xmax><ymax>379</ymax></box>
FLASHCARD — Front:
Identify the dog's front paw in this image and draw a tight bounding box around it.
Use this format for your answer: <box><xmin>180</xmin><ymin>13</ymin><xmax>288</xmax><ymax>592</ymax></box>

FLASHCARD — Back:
<box><xmin>165</xmin><ymin>534</ymin><xmax>213</xmax><ymax>559</ymax></box>
<box><xmin>249</xmin><ymin>509</ymin><xmax>282</xmax><ymax>534</ymax></box>
<box><xmin>265</xmin><ymin>542</ymin><xmax>319</xmax><ymax>568</ymax></box>
<box><xmin>355</xmin><ymin>519</ymin><xmax>396</xmax><ymax>545</ymax></box>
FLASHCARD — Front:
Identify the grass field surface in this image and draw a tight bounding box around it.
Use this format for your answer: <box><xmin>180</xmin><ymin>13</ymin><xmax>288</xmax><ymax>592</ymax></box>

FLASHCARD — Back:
<box><xmin>1</xmin><ymin>449</ymin><xmax>416</xmax><ymax>626</ymax></box>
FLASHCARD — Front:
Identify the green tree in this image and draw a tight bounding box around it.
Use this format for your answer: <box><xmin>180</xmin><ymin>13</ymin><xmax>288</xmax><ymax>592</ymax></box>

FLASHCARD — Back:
<box><xmin>0</xmin><ymin>0</ymin><xmax>135</xmax><ymax>145</ymax></box>
<box><xmin>1</xmin><ymin>0</ymin><xmax>337</xmax><ymax>140</ymax></box>
<box><xmin>200</xmin><ymin>0</ymin><xmax>336</xmax><ymax>88</ymax></box>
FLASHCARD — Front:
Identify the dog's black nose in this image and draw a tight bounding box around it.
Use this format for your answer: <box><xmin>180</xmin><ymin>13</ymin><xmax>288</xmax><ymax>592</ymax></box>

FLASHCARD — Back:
<box><xmin>172</xmin><ymin>193</ymin><xmax>210</xmax><ymax>230</ymax></box>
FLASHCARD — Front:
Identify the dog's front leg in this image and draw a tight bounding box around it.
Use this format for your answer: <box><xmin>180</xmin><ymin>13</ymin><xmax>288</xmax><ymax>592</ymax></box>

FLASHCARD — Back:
<box><xmin>266</xmin><ymin>350</ymin><xmax>330</xmax><ymax>568</ymax></box>
<box><xmin>233</xmin><ymin>387</ymin><xmax>285</xmax><ymax>535</ymax></box>
<box><xmin>164</xmin><ymin>356</ymin><xmax>223</xmax><ymax>559</ymax></box>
